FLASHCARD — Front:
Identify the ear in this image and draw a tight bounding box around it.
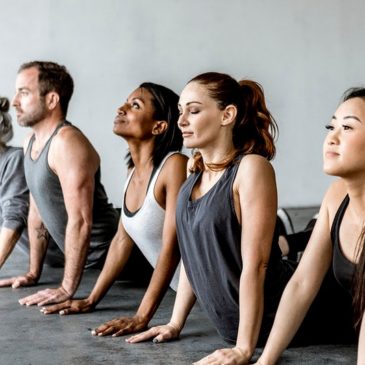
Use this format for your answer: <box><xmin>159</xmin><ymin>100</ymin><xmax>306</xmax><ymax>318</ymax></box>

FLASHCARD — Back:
<box><xmin>152</xmin><ymin>120</ymin><xmax>168</xmax><ymax>135</ymax></box>
<box><xmin>221</xmin><ymin>105</ymin><xmax>237</xmax><ymax>127</ymax></box>
<box><xmin>45</xmin><ymin>92</ymin><xmax>60</xmax><ymax>111</ymax></box>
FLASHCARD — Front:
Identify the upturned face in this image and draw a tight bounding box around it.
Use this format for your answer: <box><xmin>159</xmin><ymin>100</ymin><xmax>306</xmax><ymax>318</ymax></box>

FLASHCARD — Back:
<box><xmin>113</xmin><ymin>87</ymin><xmax>157</xmax><ymax>140</ymax></box>
<box><xmin>12</xmin><ymin>67</ymin><xmax>48</xmax><ymax>127</ymax></box>
<box><xmin>323</xmin><ymin>97</ymin><xmax>365</xmax><ymax>178</ymax></box>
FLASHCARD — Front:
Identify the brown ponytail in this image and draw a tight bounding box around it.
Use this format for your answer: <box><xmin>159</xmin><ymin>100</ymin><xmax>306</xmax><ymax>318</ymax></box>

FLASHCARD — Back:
<box><xmin>235</xmin><ymin>80</ymin><xmax>277</xmax><ymax>160</ymax></box>
<box><xmin>187</xmin><ymin>72</ymin><xmax>277</xmax><ymax>173</ymax></box>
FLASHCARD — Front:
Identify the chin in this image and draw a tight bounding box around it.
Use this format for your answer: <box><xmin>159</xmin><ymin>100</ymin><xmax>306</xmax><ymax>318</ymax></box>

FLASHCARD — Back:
<box><xmin>323</xmin><ymin>164</ymin><xmax>343</xmax><ymax>177</ymax></box>
<box><xmin>183</xmin><ymin>141</ymin><xmax>196</xmax><ymax>149</ymax></box>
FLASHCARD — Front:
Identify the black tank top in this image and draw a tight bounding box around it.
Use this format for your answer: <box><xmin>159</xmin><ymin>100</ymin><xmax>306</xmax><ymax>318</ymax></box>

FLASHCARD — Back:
<box><xmin>176</xmin><ymin>156</ymin><xmax>286</xmax><ymax>343</ymax></box>
<box><xmin>331</xmin><ymin>195</ymin><xmax>356</xmax><ymax>294</ymax></box>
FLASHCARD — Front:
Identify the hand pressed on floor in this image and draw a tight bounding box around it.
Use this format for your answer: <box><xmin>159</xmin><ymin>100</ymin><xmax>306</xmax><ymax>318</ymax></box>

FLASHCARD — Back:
<box><xmin>19</xmin><ymin>286</ymin><xmax>71</xmax><ymax>306</ymax></box>
<box><xmin>40</xmin><ymin>298</ymin><xmax>95</xmax><ymax>315</ymax></box>
<box><xmin>92</xmin><ymin>315</ymin><xmax>149</xmax><ymax>337</ymax></box>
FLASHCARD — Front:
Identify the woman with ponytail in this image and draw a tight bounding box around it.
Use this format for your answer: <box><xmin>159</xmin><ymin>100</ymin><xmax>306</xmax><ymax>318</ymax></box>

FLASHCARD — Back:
<box><xmin>0</xmin><ymin>97</ymin><xmax>29</xmax><ymax>269</ymax></box>
<box><xmin>126</xmin><ymin>72</ymin><xmax>307</xmax><ymax>363</ymax></box>
<box><xmin>254</xmin><ymin>88</ymin><xmax>365</xmax><ymax>365</ymax></box>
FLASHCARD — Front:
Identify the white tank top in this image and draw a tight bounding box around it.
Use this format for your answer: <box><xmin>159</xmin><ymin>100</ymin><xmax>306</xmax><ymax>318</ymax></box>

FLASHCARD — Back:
<box><xmin>121</xmin><ymin>152</ymin><xmax>180</xmax><ymax>290</ymax></box>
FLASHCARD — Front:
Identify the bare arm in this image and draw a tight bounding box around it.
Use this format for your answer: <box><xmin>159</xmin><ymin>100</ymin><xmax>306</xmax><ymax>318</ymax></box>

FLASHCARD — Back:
<box><xmin>41</xmin><ymin>220</ymin><xmax>135</xmax><ymax>314</ymax></box>
<box><xmin>0</xmin><ymin>228</ymin><xmax>21</xmax><ymax>268</ymax></box>
<box><xmin>78</xmin><ymin>222</ymin><xmax>134</xmax><ymax>306</ymax></box>
<box><xmin>19</xmin><ymin>127</ymin><xmax>99</xmax><ymax>305</ymax></box>
<box><xmin>126</xmin><ymin>262</ymin><xmax>196</xmax><ymax>343</ymax></box>
<box><xmin>130</xmin><ymin>156</ymin><xmax>186</xmax><ymax>324</ymax></box>
<box><xmin>56</xmin><ymin>129</ymin><xmax>99</xmax><ymax>296</ymax></box>
<box><xmin>255</xmin><ymin>188</ymin><xmax>336</xmax><ymax>365</ymax></box>
<box><xmin>94</xmin><ymin>155</ymin><xmax>186</xmax><ymax>336</ymax></box>
<box><xmin>0</xmin><ymin>193</ymin><xmax>49</xmax><ymax>289</ymax></box>
<box><xmin>235</xmin><ymin>156</ymin><xmax>278</xmax><ymax>358</ymax></box>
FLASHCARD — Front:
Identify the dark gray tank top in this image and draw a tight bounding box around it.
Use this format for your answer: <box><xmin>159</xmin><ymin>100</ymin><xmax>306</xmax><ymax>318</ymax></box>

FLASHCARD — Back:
<box><xmin>24</xmin><ymin>121</ymin><xmax>119</xmax><ymax>265</ymax></box>
<box><xmin>176</xmin><ymin>156</ymin><xmax>287</xmax><ymax>343</ymax></box>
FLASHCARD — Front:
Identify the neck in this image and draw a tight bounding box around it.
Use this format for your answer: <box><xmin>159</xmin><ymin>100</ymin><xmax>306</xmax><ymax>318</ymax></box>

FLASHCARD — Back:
<box><xmin>199</xmin><ymin>142</ymin><xmax>235</xmax><ymax>170</ymax></box>
<box><xmin>128</xmin><ymin>139</ymin><xmax>155</xmax><ymax>171</ymax></box>
<box><xmin>32</xmin><ymin>118</ymin><xmax>63</xmax><ymax>144</ymax></box>
<box><xmin>343</xmin><ymin>175</ymin><xmax>365</xmax><ymax>216</ymax></box>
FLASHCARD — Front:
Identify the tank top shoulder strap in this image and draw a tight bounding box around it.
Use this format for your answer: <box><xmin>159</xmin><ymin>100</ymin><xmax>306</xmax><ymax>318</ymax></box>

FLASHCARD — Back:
<box><xmin>148</xmin><ymin>151</ymin><xmax>181</xmax><ymax>191</ymax></box>
<box><xmin>25</xmin><ymin>133</ymin><xmax>36</xmax><ymax>157</ymax></box>
<box><xmin>226</xmin><ymin>154</ymin><xmax>245</xmax><ymax>184</ymax></box>
<box><xmin>25</xmin><ymin>120</ymin><xmax>72</xmax><ymax>159</ymax></box>
<box><xmin>331</xmin><ymin>194</ymin><xmax>350</xmax><ymax>246</ymax></box>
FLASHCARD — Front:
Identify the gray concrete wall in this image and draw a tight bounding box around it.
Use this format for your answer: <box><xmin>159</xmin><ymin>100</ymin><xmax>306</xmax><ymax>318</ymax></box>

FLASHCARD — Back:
<box><xmin>0</xmin><ymin>0</ymin><xmax>363</xmax><ymax>207</ymax></box>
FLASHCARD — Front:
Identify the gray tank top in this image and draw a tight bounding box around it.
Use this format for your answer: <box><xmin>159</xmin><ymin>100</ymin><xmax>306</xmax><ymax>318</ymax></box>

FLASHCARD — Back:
<box><xmin>176</xmin><ymin>155</ymin><xmax>286</xmax><ymax>343</ymax></box>
<box><xmin>24</xmin><ymin>121</ymin><xmax>119</xmax><ymax>266</ymax></box>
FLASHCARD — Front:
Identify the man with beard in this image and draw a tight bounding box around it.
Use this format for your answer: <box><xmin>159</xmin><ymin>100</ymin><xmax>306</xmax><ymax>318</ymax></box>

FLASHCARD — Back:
<box><xmin>0</xmin><ymin>61</ymin><xmax>119</xmax><ymax>306</ymax></box>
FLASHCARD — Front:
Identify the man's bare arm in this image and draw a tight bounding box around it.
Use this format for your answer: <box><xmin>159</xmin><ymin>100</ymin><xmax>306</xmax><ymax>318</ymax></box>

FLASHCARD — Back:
<box><xmin>18</xmin><ymin>127</ymin><xmax>99</xmax><ymax>305</ymax></box>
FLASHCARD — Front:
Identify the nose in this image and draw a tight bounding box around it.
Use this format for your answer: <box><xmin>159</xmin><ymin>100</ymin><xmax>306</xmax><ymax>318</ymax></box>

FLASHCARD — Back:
<box><xmin>326</xmin><ymin>127</ymin><xmax>340</xmax><ymax>145</ymax></box>
<box><xmin>117</xmin><ymin>103</ymin><xmax>128</xmax><ymax>115</ymax></box>
<box><xmin>178</xmin><ymin>112</ymin><xmax>188</xmax><ymax>128</ymax></box>
<box><xmin>11</xmin><ymin>93</ymin><xmax>19</xmax><ymax>107</ymax></box>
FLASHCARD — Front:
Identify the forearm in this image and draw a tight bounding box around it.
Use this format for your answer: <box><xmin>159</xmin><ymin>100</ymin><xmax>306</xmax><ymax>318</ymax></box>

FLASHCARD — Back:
<box><xmin>258</xmin><ymin>279</ymin><xmax>319</xmax><ymax>365</ymax></box>
<box><xmin>88</xmin><ymin>236</ymin><xmax>134</xmax><ymax>305</ymax></box>
<box><xmin>358</xmin><ymin>313</ymin><xmax>365</xmax><ymax>365</ymax></box>
<box><xmin>236</xmin><ymin>269</ymin><xmax>266</xmax><ymax>359</ymax></box>
<box><xmin>135</xmin><ymin>245</ymin><xmax>180</xmax><ymax>322</ymax></box>
<box><xmin>61</xmin><ymin>219</ymin><xmax>91</xmax><ymax>295</ymax></box>
<box><xmin>28</xmin><ymin>221</ymin><xmax>49</xmax><ymax>279</ymax></box>
<box><xmin>0</xmin><ymin>227</ymin><xmax>21</xmax><ymax>268</ymax></box>
<box><xmin>169</xmin><ymin>264</ymin><xmax>196</xmax><ymax>331</ymax></box>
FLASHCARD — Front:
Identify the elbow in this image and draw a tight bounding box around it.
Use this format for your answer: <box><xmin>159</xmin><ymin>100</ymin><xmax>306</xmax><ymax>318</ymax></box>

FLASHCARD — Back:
<box><xmin>241</xmin><ymin>260</ymin><xmax>269</xmax><ymax>284</ymax></box>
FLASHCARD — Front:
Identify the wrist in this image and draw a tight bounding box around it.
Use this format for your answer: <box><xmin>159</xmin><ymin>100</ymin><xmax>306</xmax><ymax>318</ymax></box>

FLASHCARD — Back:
<box><xmin>27</xmin><ymin>270</ymin><xmax>40</xmax><ymax>282</ymax></box>
<box><xmin>60</xmin><ymin>281</ymin><xmax>76</xmax><ymax>297</ymax></box>
<box><xmin>134</xmin><ymin>310</ymin><xmax>151</xmax><ymax>326</ymax></box>
<box><xmin>167</xmin><ymin>320</ymin><xmax>183</xmax><ymax>333</ymax></box>
<box><xmin>234</xmin><ymin>345</ymin><xmax>253</xmax><ymax>361</ymax></box>
<box><xmin>86</xmin><ymin>293</ymin><xmax>99</xmax><ymax>306</ymax></box>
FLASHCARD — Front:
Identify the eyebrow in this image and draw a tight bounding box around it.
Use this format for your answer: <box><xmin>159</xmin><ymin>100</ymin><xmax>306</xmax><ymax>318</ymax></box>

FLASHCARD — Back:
<box><xmin>127</xmin><ymin>97</ymin><xmax>145</xmax><ymax>104</ymax></box>
<box><xmin>332</xmin><ymin>115</ymin><xmax>362</xmax><ymax>123</ymax></box>
<box><xmin>178</xmin><ymin>101</ymin><xmax>203</xmax><ymax>107</ymax></box>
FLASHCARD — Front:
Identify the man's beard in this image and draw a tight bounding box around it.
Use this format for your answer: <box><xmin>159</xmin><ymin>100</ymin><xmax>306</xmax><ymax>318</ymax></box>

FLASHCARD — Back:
<box><xmin>17</xmin><ymin>100</ymin><xmax>48</xmax><ymax>127</ymax></box>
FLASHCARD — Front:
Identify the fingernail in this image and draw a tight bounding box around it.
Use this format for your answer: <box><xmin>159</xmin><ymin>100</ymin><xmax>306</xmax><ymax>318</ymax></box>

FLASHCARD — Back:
<box><xmin>59</xmin><ymin>310</ymin><xmax>65</xmax><ymax>315</ymax></box>
<box><xmin>153</xmin><ymin>338</ymin><xmax>159</xmax><ymax>343</ymax></box>
<box><xmin>91</xmin><ymin>330</ymin><xmax>96</xmax><ymax>336</ymax></box>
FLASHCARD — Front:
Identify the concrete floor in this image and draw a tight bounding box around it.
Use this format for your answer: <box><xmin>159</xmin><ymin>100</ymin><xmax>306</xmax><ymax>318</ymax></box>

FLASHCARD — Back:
<box><xmin>0</xmin><ymin>207</ymin><xmax>357</xmax><ymax>365</ymax></box>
